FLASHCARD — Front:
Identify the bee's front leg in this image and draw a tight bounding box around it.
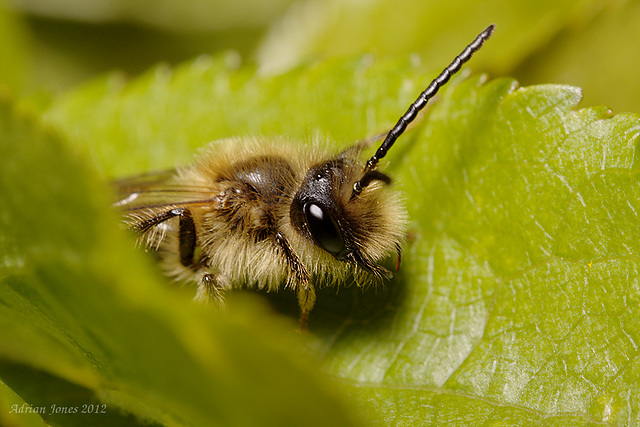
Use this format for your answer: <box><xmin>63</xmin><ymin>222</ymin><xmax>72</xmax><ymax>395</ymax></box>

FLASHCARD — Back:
<box><xmin>274</xmin><ymin>232</ymin><xmax>313</xmax><ymax>330</ymax></box>
<box><xmin>297</xmin><ymin>283</ymin><xmax>316</xmax><ymax>331</ymax></box>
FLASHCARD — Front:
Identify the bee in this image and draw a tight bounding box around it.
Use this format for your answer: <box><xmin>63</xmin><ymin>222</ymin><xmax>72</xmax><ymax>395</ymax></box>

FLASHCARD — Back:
<box><xmin>115</xmin><ymin>25</ymin><xmax>495</xmax><ymax>329</ymax></box>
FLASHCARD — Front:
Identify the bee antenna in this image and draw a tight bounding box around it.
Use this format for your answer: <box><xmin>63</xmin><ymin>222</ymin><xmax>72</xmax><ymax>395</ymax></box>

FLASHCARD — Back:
<box><xmin>353</xmin><ymin>24</ymin><xmax>496</xmax><ymax>196</ymax></box>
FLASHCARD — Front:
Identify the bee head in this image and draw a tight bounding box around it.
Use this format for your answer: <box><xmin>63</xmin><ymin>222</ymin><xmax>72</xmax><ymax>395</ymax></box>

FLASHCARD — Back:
<box><xmin>290</xmin><ymin>157</ymin><xmax>404</xmax><ymax>279</ymax></box>
<box><xmin>291</xmin><ymin>24</ymin><xmax>496</xmax><ymax>278</ymax></box>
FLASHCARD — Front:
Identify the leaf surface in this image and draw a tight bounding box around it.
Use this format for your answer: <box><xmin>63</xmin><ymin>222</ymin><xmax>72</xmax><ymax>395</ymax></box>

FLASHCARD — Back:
<box><xmin>8</xmin><ymin>54</ymin><xmax>640</xmax><ymax>425</ymax></box>
<box><xmin>315</xmin><ymin>77</ymin><xmax>640</xmax><ymax>425</ymax></box>
<box><xmin>0</xmin><ymin>95</ymin><xmax>360</xmax><ymax>427</ymax></box>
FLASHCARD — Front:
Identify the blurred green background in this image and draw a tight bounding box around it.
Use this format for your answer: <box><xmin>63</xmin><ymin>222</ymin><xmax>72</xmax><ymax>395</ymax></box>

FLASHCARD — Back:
<box><xmin>1</xmin><ymin>0</ymin><xmax>639</xmax><ymax>114</ymax></box>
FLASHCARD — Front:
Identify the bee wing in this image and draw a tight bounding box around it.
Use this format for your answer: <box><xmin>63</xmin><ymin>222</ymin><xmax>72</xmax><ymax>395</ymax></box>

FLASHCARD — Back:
<box><xmin>112</xmin><ymin>169</ymin><xmax>217</xmax><ymax>249</ymax></box>
<box><xmin>113</xmin><ymin>168</ymin><xmax>219</xmax><ymax>208</ymax></box>
<box><xmin>338</xmin><ymin>131</ymin><xmax>387</xmax><ymax>158</ymax></box>
<box><xmin>113</xmin><ymin>169</ymin><xmax>181</xmax><ymax>208</ymax></box>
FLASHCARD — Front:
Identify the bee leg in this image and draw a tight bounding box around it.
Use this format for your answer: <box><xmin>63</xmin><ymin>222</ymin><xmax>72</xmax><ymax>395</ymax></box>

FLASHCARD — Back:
<box><xmin>297</xmin><ymin>284</ymin><xmax>316</xmax><ymax>331</ymax></box>
<box><xmin>177</xmin><ymin>208</ymin><xmax>197</xmax><ymax>267</ymax></box>
<box><xmin>274</xmin><ymin>232</ymin><xmax>313</xmax><ymax>330</ymax></box>
<box><xmin>194</xmin><ymin>272</ymin><xmax>228</xmax><ymax>306</ymax></box>
<box><xmin>132</xmin><ymin>207</ymin><xmax>198</xmax><ymax>267</ymax></box>
<box><xmin>131</xmin><ymin>208</ymin><xmax>183</xmax><ymax>233</ymax></box>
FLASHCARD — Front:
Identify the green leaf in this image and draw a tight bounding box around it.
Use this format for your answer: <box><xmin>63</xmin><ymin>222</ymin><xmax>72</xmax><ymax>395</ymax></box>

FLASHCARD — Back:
<box><xmin>315</xmin><ymin>79</ymin><xmax>640</xmax><ymax>425</ymax></box>
<box><xmin>44</xmin><ymin>54</ymin><xmax>438</xmax><ymax>176</ymax></box>
<box><xmin>0</xmin><ymin>96</ymin><xmax>360</xmax><ymax>426</ymax></box>
<box><xmin>0</xmin><ymin>378</ymin><xmax>48</xmax><ymax>427</ymax></box>
<box><xmin>22</xmin><ymin>54</ymin><xmax>640</xmax><ymax>425</ymax></box>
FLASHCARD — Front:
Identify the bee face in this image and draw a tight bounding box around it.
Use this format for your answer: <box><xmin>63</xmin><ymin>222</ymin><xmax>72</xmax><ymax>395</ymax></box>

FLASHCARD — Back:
<box><xmin>290</xmin><ymin>157</ymin><xmax>400</xmax><ymax>278</ymax></box>
<box><xmin>116</xmin><ymin>25</ymin><xmax>496</xmax><ymax>329</ymax></box>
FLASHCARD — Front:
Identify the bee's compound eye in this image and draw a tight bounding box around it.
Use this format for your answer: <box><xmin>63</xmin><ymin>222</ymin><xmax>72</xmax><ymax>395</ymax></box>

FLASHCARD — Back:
<box><xmin>304</xmin><ymin>202</ymin><xmax>345</xmax><ymax>255</ymax></box>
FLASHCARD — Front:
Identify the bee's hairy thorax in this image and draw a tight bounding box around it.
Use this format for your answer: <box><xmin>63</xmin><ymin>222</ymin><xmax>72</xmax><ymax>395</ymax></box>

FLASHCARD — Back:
<box><xmin>210</xmin><ymin>155</ymin><xmax>298</xmax><ymax>242</ymax></box>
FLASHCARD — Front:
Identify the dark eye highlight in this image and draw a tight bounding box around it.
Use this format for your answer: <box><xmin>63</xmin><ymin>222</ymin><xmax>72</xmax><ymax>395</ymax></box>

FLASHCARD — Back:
<box><xmin>304</xmin><ymin>202</ymin><xmax>345</xmax><ymax>256</ymax></box>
